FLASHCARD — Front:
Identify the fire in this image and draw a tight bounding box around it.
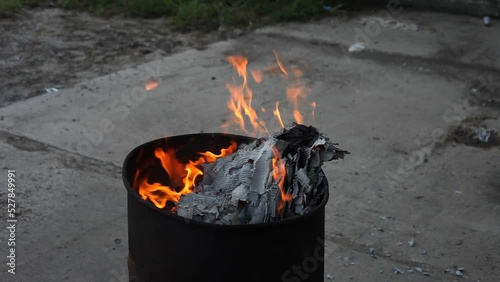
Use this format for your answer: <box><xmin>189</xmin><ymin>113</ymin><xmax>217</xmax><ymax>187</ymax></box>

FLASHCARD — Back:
<box><xmin>137</xmin><ymin>52</ymin><xmax>316</xmax><ymax>212</ymax></box>
<box><xmin>222</xmin><ymin>56</ymin><xmax>268</xmax><ymax>136</ymax></box>
<box><xmin>273</xmin><ymin>102</ymin><xmax>285</xmax><ymax>129</ymax></box>
<box><xmin>269</xmin><ymin>53</ymin><xmax>315</xmax><ymax>125</ymax></box>
<box><xmin>272</xmin><ymin>146</ymin><xmax>292</xmax><ymax>215</ymax></box>
<box><xmin>287</xmin><ymin>86</ymin><xmax>304</xmax><ymax>124</ymax></box>
<box><xmin>199</xmin><ymin>141</ymin><xmax>238</xmax><ymax>163</ymax></box>
<box><xmin>251</xmin><ymin>70</ymin><xmax>263</xmax><ymax>83</ymax></box>
<box><xmin>311</xmin><ymin>101</ymin><xmax>316</xmax><ymax>121</ymax></box>
<box><xmin>145</xmin><ymin>79</ymin><xmax>159</xmax><ymax>91</ymax></box>
<box><xmin>222</xmin><ymin>52</ymin><xmax>316</xmax><ymax>136</ymax></box>
<box><xmin>278</xmin><ymin>61</ymin><xmax>312</xmax><ymax>125</ymax></box>
<box><xmin>134</xmin><ymin>142</ymin><xmax>238</xmax><ymax>209</ymax></box>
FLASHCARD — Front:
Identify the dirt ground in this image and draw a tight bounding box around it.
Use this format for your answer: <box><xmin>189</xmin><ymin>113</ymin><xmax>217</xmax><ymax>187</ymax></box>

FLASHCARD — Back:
<box><xmin>0</xmin><ymin>8</ymin><xmax>230</xmax><ymax>107</ymax></box>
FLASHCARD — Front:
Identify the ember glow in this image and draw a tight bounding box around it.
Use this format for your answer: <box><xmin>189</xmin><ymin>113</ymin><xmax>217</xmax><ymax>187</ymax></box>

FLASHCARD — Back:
<box><xmin>134</xmin><ymin>142</ymin><xmax>237</xmax><ymax>209</ymax></box>
<box><xmin>145</xmin><ymin>79</ymin><xmax>159</xmax><ymax>91</ymax></box>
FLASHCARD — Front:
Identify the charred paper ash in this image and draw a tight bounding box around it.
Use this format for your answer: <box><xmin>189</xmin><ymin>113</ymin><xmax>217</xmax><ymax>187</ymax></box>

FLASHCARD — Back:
<box><xmin>176</xmin><ymin>123</ymin><xmax>349</xmax><ymax>224</ymax></box>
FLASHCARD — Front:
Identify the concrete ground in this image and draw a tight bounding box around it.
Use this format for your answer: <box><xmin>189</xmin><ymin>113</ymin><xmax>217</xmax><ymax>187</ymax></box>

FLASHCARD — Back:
<box><xmin>1</xmin><ymin>8</ymin><xmax>500</xmax><ymax>282</ymax></box>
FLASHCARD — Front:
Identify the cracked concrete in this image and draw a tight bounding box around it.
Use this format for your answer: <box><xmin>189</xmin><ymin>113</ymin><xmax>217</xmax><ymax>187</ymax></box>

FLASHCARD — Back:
<box><xmin>0</xmin><ymin>8</ymin><xmax>499</xmax><ymax>282</ymax></box>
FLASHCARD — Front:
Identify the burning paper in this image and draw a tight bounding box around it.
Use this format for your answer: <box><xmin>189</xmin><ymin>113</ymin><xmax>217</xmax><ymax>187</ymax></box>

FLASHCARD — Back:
<box><xmin>176</xmin><ymin>123</ymin><xmax>349</xmax><ymax>224</ymax></box>
<box><xmin>133</xmin><ymin>52</ymin><xmax>349</xmax><ymax>224</ymax></box>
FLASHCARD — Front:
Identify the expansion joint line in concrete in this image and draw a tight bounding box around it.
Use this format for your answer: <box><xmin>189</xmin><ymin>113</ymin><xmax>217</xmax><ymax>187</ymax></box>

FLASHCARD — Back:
<box><xmin>0</xmin><ymin>129</ymin><xmax>122</xmax><ymax>173</ymax></box>
<box><xmin>256</xmin><ymin>33</ymin><xmax>500</xmax><ymax>76</ymax></box>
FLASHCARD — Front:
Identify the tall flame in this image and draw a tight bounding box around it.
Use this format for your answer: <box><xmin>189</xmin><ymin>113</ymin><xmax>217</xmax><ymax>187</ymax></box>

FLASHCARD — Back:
<box><xmin>221</xmin><ymin>56</ymin><xmax>268</xmax><ymax>136</ymax></box>
<box><xmin>199</xmin><ymin>141</ymin><xmax>238</xmax><ymax>163</ymax></box>
<box><xmin>251</xmin><ymin>70</ymin><xmax>263</xmax><ymax>83</ymax></box>
<box><xmin>222</xmin><ymin>52</ymin><xmax>316</xmax><ymax>136</ymax></box>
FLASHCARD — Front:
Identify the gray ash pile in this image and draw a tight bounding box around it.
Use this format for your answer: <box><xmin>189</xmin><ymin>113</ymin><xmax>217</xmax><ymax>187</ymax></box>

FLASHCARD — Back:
<box><xmin>176</xmin><ymin>123</ymin><xmax>349</xmax><ymax>224</ymax></box>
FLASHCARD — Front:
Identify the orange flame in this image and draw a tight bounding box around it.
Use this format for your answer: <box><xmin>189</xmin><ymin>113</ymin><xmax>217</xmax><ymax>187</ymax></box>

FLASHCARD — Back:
<box><xmin>145</xmin><ymin>80</ymin><xmax>159</xmax><ymax>91</ymax></box>
<box><xmin>272</xmin><ymin>146</ymin><xmax>292</xmax><ymax>215</ymax></box>
<box><xmin>137</xmin><ymin>52</ymin><xmax>320</xmax><ymax>212</ymax></box>
<box><xmin>199</xmin><ymin>141</ymin><xmax>238</xmax><ymax>163</ymax></box>
<box><xmin>222</xmin><ymin>56</ymin><xmax>268</xmax><ymax>136</ymax></box>
<box><xmin>311</xmin><ymin>101</ymin><xmax>316</xmax><ymax>121</ymax></box>
<box><xmin>273</xmin><ymin>54</ymin><xmax>314</xmax><ymax>125</ymax></box>
<box><xmin>273</xmin><ymin>50</ymin><xmax>288</xmax><ymax>76</ymax></box>
<box><xmin>251</xmin><ymin>70</ymin><xmax>263</xmax><ymax>83</ymax></box>
<box><xmin>135</xmin><ymin>142</ymin><xmax>238</xmax><ymax>209</ymax></box>
<box><xmin>273</xmin><ymin>102</ymin><xmax>285</xmax><ymax>129</ymax></box>
<box><xmin>286</xmin><ymin>86</ymin><xmax>305</xmax><ymax>124</ymax></box>
<box><xmin>222</xmin><ymin>52</ymin><xmax>316</xmax><ymax>135</ymax></box>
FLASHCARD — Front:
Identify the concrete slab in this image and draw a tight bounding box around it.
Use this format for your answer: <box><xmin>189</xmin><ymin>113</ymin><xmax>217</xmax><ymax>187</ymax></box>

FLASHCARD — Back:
<box><xmin>256</xmin><ymin>10</ymin><xmax>500</xmax><ymax>70</ymax></box>
<box><xmin>1</xmin><ymin>9</ymin><xmax>499</xmax><ymax>282</ymax></box>
<box><xmin>0</xmin><ymin>33</ymin><xmax>484</xmax><ymax>165</ymax></box>
<box><xmin>0</xmin><ymin>131</ymin><xmax>126</xmax><ymax>282</ymax></box>
<box><xmin>325</xmin><ymin>143</ymin><xmax>500</xmax><ymax>281</ymax></box>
